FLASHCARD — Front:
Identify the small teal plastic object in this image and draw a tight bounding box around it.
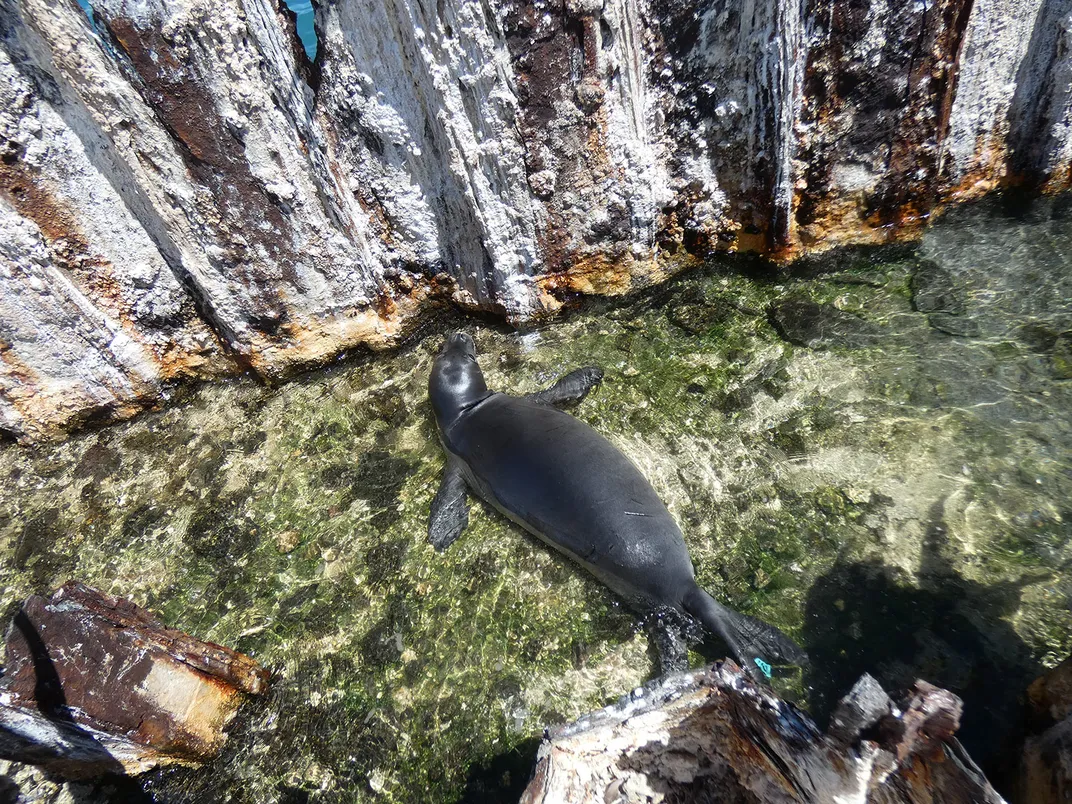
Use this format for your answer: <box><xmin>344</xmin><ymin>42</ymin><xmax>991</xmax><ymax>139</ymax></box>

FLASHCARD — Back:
<box><xmin>754</xmin><ymin>657</ymin><xmax>773</xmax><ymax>679</ymax></box>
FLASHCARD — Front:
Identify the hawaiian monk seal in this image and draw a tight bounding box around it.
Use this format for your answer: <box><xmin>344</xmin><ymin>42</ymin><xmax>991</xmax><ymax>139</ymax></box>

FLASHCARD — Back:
<box><xmin>428</xmin><ymin>332</ymin><xmax>806</xmax><ymax>678</ymax></box>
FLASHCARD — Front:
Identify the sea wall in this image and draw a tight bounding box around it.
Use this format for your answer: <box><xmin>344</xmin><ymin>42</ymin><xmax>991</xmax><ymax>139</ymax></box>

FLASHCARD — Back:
<box><xmin>2</xmin><ymin>0</ymin><xmax>1071</xmax><ymax>440</ymax></box>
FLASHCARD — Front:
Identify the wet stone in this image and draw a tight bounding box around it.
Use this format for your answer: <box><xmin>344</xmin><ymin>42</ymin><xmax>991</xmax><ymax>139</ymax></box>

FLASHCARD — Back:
<box><xmin>1053</xmin><ymin>332</ymin><xmax>1072</xmax><ymax>379</ymax></box>
<box><xmin>666</xmin><ymin>297</ymin><xmax>734</xmax><ymax>335</ymax></box>
<box><xmin>74</xmin><ymin>444</ymin><xmax>121</xmax><ymax>481</ymax></box>
<box><xmin>827</xmin><ymin>270</ymin><xmax>888</xmax><ymax>288</ymax></box>
<box><xmin>309</xmin><ymin>421</ymin><xmax>348</xmax><ymax>453</ymax></box>
<box><xmin>240</xmin><ymin>429</ymin><xmax>268</xmax><ymax>454</ymax></box>
<box><xmin>826</xmin><ymin>673</ymin><xmax>891</xmax><ymax>745</ymax></box>
<box><xmin>121</xmin><ymin>503</ymin><xmax>168</xmax><ymax>544</ymax></box>
<box><xmin>928</xmin><ymin>313</ymin><xmax>981</xmax><ymax>337</ymax></box>
<box><xmin>274</xmin><ymin>529</ymin><xmax>301</xmax><ymax>553</ymax></box>
<box><xmin>12</xmin><ymin>510</ymin><xmax>74</xmax><ymax>588</ymax></box>
<box><xmin>184</xmin><ymin>506</ymin><xmax>258</xmax><ymax>562</ymax></box>
<box><xmin>366</xmin><ymin>388</ymin><xmax>407</xmax><ymax>426</ymax></box>
<box><xmin>349</xmin><ymin>450</ymin><xmax>415</xmax><ymax>529</ymax></box>
<box><xmin>363</xmin><ymin>539</ymin><xmax>409</xmax><ymax>586</ymax></box>
<box><xmin>767</xmin><ymin>299</ymin><xmax>884</xmax><ymax>349</ymax></box>
<box><xmin>1018</xmin><ymin>322</ymin><xmax>1060</xmax><ymax>352</ymax></box>
<box><xmin>912</xmin><ymin>260</ymin><xmax>964</xmax><ymax>314</ymax></box>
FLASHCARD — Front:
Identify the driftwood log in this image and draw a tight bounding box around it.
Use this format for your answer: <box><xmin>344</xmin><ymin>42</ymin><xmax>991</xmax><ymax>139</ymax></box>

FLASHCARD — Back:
<box><xmin>0</xmin><ymin>582</ymin><xmax>268</xmax><ymax>778</ymax></box>
<box><xmin>521</xmin><ymin>661</ymin><xmax>1004</xmax><ymax>803</ymax></box>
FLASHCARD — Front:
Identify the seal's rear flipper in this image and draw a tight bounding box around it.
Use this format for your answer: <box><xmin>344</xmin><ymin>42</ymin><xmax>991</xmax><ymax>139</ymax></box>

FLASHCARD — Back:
<box><xmin>683</xmin><ymin>585</ymin><xmax>807</xmax><ymax>680</ymax></box>
<box><xmin>428</xmin><ymin>458</ymin><xmax>469</xmax><ymax>551</ymax></box>
<box><xmin>526</xmin><ymin>367</ymin><xmax>604</xmax><ymax>408</ymax></box>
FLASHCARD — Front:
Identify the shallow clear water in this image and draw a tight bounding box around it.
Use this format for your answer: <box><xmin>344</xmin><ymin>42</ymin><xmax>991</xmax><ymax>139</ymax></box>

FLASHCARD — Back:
<box><xmin>1</xmin><ymin>196</ymin><xmax>1070</xmax><ymax>802</ymax></box>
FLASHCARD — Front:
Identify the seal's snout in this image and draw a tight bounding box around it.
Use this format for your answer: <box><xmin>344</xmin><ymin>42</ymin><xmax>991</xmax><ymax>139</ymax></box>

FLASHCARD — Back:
<box><xmin>443</xmin><ymin>332</ymin><xmax>476</xmax><ymax>360</ymax></box>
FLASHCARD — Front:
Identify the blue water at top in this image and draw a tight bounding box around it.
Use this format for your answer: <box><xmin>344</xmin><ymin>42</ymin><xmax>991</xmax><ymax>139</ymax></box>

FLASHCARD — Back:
<box><xmin>75</xmin><ymin>0</ymin><xmax>96</xmax><ymax>29</ymax></box>
<box><xmin>73</xmin><ymin>0</ymin><xmax>317</xmax><ymax>62</ymax></box>
<box><xmin>284</xmin><ymin>0</ymin><xmax>318</xmax><ymax>62</ymax></box>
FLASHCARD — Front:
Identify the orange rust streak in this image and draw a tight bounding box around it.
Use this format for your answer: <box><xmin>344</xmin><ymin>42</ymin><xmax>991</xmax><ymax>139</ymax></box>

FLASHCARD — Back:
<box><xmin>1</xmin><ymin>158</ymin><xmax>228</xmax><ymax>382</ymax></box>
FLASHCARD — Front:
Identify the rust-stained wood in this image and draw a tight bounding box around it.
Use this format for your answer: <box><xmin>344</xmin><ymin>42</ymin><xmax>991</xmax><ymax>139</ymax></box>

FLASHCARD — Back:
<box><xmin>0</xmin><ymin>582</ymin><xmax>268</xmax><ymax>778</ymax></box>
<box><xmin>520</xmin><ymin>662</ymin><xmax>1006</xmax><ymax>803</ymax></box>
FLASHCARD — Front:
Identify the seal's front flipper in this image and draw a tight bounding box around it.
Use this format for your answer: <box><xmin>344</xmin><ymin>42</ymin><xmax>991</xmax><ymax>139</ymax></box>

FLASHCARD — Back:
<box><xmin>526</xmin><ymin>366</ymin><xmax>604</xmax><ymax>408</ymax></box>
<box><xmin>683</xmin><ymin>585</ymin><xmax>807</xmax><ymax>682</ymax></box>
<box><xmin>428</xmin><ymin>458</ymin><xmax>469</xmax><ymax>551</ymax></box>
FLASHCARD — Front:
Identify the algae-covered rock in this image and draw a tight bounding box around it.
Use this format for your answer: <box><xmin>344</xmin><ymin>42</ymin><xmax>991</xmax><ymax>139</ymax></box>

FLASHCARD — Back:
<box><xmin>912</xmin><ymin>260</ymin><xmax>965</xmax><ymax>315</ymax></box>
<box><xmin>1054</xmin><ymin>333</ymin><xmax>1072</xmax><ymax>379</ymax></box>
<box><xmin>767</xmin><ymin>298</ymin><xmax>884</xmax><ymax>348</ymax></box>
<box><xmin>929</xmin><ymin>313</ymin><xmax>982</xmax><ymax>337</ymax></box>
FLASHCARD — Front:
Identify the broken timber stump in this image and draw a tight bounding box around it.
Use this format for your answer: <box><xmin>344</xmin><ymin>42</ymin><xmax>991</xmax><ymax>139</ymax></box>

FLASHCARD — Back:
<box><xmin>521</xmin><ymin>661</ymin><xmax>1005</xmax><ymax>803</ymax></box>
<box><xmin>0</xmin><ymin>582</ymin><xmax>268</xmax><ymax>778</ymax></box>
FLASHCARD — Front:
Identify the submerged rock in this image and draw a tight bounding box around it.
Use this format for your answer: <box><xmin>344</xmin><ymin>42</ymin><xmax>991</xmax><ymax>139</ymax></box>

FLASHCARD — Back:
<box><xmin>929</xmin><ymin>313</ymin><xmax>982</xmax><ymax>337</ymax></box>
<box><xmin>0</xmin><ymin>582</ymin><xmax>268</xmax><ymax>778</ymax></box>
<box><xmin>913</xmin><ymin>260</ymin><xmax>965</xmax><ymax>315</ymax></box>
<box><xmin>1017</xmin><ymin>322</ymin><xmax>1060</xmax><ymax>352</ymax></box>
<box><xmin>1018</xmin><ymin>657</ymin><xmax>1072</xmax><ymax>804</ymax></box>
<box><xmin>520</xmin><ymin>662</ymin><xmax>1004</xmax><ymax>803</ymax></box>
<box><xmin>666</xmin><ymin>295</ymin><xmax>738</xmax><ymax>335</ymax></box>
<box><xmin>767</xmin><ymin>299</ymin><xmax>884</xmax><ymax>348</ymax></box>
<box><xmin>1053</xmin><ymin>333</ymin><xmax>1072</xmax><ymax>379</ymax></box>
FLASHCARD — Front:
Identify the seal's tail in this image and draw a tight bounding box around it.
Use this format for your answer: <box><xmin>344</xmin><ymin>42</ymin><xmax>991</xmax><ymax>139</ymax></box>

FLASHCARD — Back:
<box><xmin>683</xmin><ymin>584</ymin><xmax>808</xmax><ymax>680</ymax></box>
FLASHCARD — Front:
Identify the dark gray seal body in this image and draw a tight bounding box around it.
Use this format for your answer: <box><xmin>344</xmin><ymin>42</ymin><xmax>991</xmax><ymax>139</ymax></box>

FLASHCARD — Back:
<box><xmin>428</xmin><ymin>332</ymin><xmax>805</xmax><ymax>677</ymax></box>
<box><xmin>447</xmin><ymin>393</ymin><xmax>694</xmax><ymax>609</ymax></box>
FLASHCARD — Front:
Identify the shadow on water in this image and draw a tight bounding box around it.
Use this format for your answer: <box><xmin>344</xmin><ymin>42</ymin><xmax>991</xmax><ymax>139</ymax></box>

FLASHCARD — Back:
<box><xmin>803</xmin><ymin>498</ymin><xmax>1044</xmax><ymax>790</ymax></box>
<box><xmin>453</xmin><ymin>737</ymin><xmax>542</xmax><ymax>804</ymax></box>
<box><xmin>0</xmin><ymin>776</ymin><xmax>18</xmax><ymax>804</ymax></box>
<box><xmin>2</xmin><ymin>613</ymin><xmax>152</xmax><ymax>803</ymax></box>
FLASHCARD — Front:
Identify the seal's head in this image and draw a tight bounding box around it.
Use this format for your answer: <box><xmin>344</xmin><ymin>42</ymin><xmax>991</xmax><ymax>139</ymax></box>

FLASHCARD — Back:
<box><xmin>430</xmin><ymin>332</ymin><xmax>488</xmax><ymax>427</ymax></box>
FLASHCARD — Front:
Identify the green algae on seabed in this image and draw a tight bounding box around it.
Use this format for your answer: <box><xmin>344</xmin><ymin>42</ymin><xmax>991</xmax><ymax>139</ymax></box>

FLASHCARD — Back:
<box><xmin>1</xmin><ymin>196</ymin><xmax>1071</xmax><ymax>802</ymax></box>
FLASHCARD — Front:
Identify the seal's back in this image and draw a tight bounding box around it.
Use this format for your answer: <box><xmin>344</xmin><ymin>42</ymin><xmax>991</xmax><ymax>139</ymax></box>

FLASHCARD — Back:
<box><xmin>445</xmin><ymin>393</ymin><xmax>696</xmax><ymax>605</ymax></box>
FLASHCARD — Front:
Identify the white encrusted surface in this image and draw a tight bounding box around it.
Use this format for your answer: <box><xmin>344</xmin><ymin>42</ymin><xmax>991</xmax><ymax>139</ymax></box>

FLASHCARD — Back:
<box><xmin>0</xmin><ymin>5</ymin><xmax>220</xmax><ymax>440</ymax></box>
<box><xmin>316</xmin><ymin>0</ymin><xmax>542</xmax><ymax>314</ymax></box>
<box><xmin>29</xmin><ymin>0</ymin><xmax>389</xmax><ymax>361</ymax></box>
<box><xmin>941</xmin><ymin>0</ymin><xmax>1041</xmax><ymax>192</ymax></box>
<box><xmin>0</xmin><ymin>198</ymin><xmax>158</xmax><ymax>439</ymax></box>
